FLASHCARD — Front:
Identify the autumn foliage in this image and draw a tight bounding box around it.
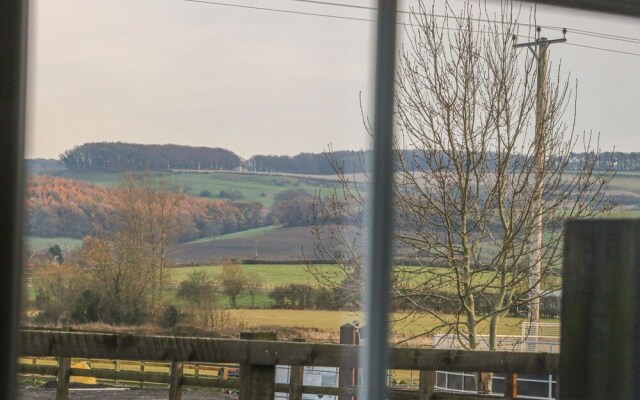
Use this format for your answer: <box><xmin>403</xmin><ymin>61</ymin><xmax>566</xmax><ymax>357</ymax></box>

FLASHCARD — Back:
<box><xmin>26</xmin><ymin>175</ymin><xmax>264</xmax><ymax>241</ymax></box>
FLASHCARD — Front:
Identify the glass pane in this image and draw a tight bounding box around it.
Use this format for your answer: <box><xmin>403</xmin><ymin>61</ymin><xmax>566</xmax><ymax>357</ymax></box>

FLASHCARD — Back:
<box><xmin>22</xmin><ymin>0</ymin><xmax>373</xmax><ymax>397</ymax></box>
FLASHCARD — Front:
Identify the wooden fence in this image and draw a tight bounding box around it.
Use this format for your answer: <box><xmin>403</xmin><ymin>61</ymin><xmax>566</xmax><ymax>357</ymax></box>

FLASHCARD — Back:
<box><xmin>19</xmin><ymin>329</ymin><xmax>558</xmax><ymax>400</ymax></box>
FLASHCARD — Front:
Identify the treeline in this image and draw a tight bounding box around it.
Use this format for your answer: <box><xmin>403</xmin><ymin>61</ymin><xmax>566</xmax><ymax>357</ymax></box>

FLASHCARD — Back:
<box><xmin>569</xmin><ymin>151</ymin><xmax>640</xmax><ymax>171</ymax></box>
<box><xmin>56</xmin><ymin>142</ymin><xmax>640</xmax><ymax>176</ymax></box>
<box><xmin>60</xmin><ymin>142</ymin><xmax>242</xmax><ymax>172</ymax></box>
<box><xmin>26</xmin><ymin>175</ymin><xmax>266</xmax><ymax>242</ymax></box>
<box><xmin>248</xmin><ymin>151</ymin><xmax>363</xmax><ymax>175</ymax></box>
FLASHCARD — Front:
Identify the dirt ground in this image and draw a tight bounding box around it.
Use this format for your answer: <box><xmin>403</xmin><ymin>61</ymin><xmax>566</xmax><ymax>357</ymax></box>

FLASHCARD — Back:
<box><xmin>17</xmin><ymin>386</ymin><xmax>238</xmax><ymax>400</ymax></box>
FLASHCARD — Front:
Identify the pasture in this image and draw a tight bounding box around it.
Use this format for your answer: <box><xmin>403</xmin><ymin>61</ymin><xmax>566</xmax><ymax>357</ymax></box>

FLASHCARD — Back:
<box><xmin>227</xmin><ymin>309</ymin><xmax>555</xmax><ymax>339</ymax></box>
<box><xmin>168</xmin><ymin>263</ymin><xmax>337</xmax><ymax>287</ymax></box>
<box><xmin>168</xmin><ymin>263</ymin><xmax>560</xmax><ymax>296</ymax></box>
<box><xmin>25</xmin><ymin>236</ymin><xmax>83</xmax><ymax>252</ymax></box>
<box><xmin>55</xmin><ymin>170</ymin><xmax>343</xmax><ymax>207</ymax></box>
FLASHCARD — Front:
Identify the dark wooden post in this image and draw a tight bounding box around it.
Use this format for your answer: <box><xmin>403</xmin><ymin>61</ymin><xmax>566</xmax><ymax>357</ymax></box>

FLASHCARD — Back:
<box><xmin>560</xmin><ymin>220</ymin><xmax>640</xmax><ymax>399</ymax></box>
<box><xmin>56</xmin><ymin>357</ymin><xmax>71</xmax><ymax>400</ymax></box>
<box><xmin>239</xmin><ymin>331</ymin><xmax>277</xmax><ymax>400</ymax></box>
<box><xmin>289</xmin><ymin>339</ymin><xmax>305</xmax><ymax>400</ymax></box>
<box><xmin>339</xmin><ymin>323</ymin><xmax>359</xmax><ymax>400</ymax></box>
<box><xmin>504</xmin><ymin>373</ymin><xmax>517</xmax><ymax>399</ymax></box>
<box><xmin>418</xmin><ymin>370</ymin><xmax>436</xmax><ymax>400</ymax></box>
<box><xmin>169</xmin><ymin>361</ymin><xmax>184</xmax><ymax>400</ymax></box>
<box><xmin>140</xmin><ymin>361</ymin><xmax>146</xmax><ymax>388</ymax></box>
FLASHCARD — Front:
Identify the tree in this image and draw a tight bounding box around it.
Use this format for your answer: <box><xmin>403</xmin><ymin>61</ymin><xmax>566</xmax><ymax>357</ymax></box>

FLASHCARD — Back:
<box><xmin>75</xmin><ymin>173</ymin><xmax>182</xmax><ymax>323</ymax></box>
<box><xmin>79</xmin><ymin>236</ymin><xmax>151</xmax><ymax>324</ymax></box>
<box><xmin>219</xmin><ymin>262</ymin><xmax>248</xmax><ymax>308</ymax></box>
<box><xmin>246</xmin><ymin>272</ymin><xmax>264</xmax><ymax>307</ymax></box>
<box><xmin>47</xmin><ymin>245</ymin><xmax>64</xmax><ymax>265</ymax></box>
<box><xmin>115</xmin><ymin>173</ymin><xmax>181</xmax><ymax>312</ymax></box>
<box><xmin>177</xmin><ymin>270</ymin><xmax>218</xmax><ymax>328</ymax></box>
<box><xmin>309</xmin><ymin>0</ymin><xmax>613</xmax><ymax>357</ymax></box>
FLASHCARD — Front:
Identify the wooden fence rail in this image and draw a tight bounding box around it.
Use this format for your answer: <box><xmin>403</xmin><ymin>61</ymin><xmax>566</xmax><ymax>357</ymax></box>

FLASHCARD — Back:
<box><xmin>19</xmin><ymin>329</ymin><xmax>558</xmax><ymax>400</ymax></box>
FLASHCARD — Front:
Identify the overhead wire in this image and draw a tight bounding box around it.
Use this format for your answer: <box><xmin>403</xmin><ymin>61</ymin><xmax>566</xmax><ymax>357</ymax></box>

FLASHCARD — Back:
<box><xmin>182</xmin><ymin>0</ymin><xmax>373</xmax><ymax>22</ymax></box>
<box><xmin>566</xmin><ymin>42</ymin><xmax>640</xmax><ymax>57</ymax></box>
<box><xmin>282</xmin><ymin>0</ymin><xmax>640</xmax><ymax>45</ymax></box>
<box><xmin>182</xmin><ymin>0</ymin><xmax>640</xmax><ymax>58</ymax></box>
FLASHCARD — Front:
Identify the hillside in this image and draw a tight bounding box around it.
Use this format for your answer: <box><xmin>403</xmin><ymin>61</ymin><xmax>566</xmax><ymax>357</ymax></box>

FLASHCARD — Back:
<box><xmin>49</xmin><ymin>170</ymin><xmax>342</xmax><ymax>207</ymax></box>
<box><xmin>25</xmin><ymin>175</ymin><xmax>262</xmax><ymax>242</ymax></box>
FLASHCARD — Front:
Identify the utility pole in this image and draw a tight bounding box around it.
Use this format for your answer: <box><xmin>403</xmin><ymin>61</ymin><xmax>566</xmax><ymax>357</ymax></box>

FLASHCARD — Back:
<box><xmin>514</xmin><ymin>27</ymin><xmax>566</xmax><ymax>342</ymax></box>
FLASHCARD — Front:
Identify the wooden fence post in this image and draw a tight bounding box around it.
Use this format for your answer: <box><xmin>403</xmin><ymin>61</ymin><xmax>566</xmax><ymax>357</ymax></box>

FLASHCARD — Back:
<box><xmin>561</xmin><ymin>220</ymin><xmax>640</xmax><ymax>399</ymax></box>
<box><xmin>504</xmin><ymin>373</ymin><xmax>517</xmax><ymax>399</ymax></box>
<box><xmin>169</xmin><ymin>361</ymin><xmax>184</xmax><ymax>400</ymax></box>
<box><xmin>239</xmin><ymin>331</ymin><xmax>277</xmax><ymax>400</ymax></box>
<box><xmin>56</xmin><ymin>357</ymin><xmax>71</xmax><ymax>400</ymax></box>
<box><xmin>418</xmin><ymin>370</ymin><xmax>436</xmax><ymax>400</ymax></box>
<box><xmin>114</xmin><ymin>359</ymin><xmax>120</xmax><ymax>386</ymax></box>
<box><xmin>339</xmin><ymin>323</ymin><xmax>359</xmax><ymax>400</ymax></box>
<box><xmin>140</xmin><ymin>361</ymin><xmax>145</xmax><ymax>388</ymax></box>
<box><xmin>289</xmin><ymin>339</ymin><xmax>305</xmax><ymax>400</ymax></box>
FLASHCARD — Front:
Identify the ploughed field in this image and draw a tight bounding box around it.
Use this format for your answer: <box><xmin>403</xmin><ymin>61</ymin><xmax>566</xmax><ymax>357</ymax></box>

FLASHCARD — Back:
<box><xmin>168</xmin><ymin>226</ymin><xmax>327</xmax><ymax>264</ymax></box>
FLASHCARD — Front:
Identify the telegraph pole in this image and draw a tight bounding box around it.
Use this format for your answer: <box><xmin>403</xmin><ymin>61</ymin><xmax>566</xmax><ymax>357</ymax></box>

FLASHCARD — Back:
<box><xmin>514</xmin><ymin>28</ymin><xmax>566</xmax><ymax>340</ymax></box>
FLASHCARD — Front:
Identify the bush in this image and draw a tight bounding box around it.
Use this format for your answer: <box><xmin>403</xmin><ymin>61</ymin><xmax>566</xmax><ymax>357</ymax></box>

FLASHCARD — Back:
<box><xmin>71</xmin><ymin>290</ymin><xmax>101</xmax><ymax>323</ymax></box>
<box><xmin>160</xmin><ymin>304</ymin><xmax>181</xmax><ymax>328</ymax></box>
<box><xmin>199</xmin><ymin>190</ymin><xmax>212</xmax><ymax>198</ymax></box>
<box><xmin>219</xmin><ymin>190</ymin><xmax>244</xmax><ymax>201</ymax></box>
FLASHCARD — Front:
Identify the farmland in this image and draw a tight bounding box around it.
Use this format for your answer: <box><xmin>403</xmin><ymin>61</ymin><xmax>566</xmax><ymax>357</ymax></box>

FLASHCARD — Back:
<box><xmin>226</xmin><ymin>309</ymin><xmax>555</xmax><ymax>339</ymax></box>
<box><xmin>51</xmin><ymin>170</ymin><xmax>344</xmax><ymax>207</ymax></box>
<box><xmin>168</xmin><ymin>264</ymin><xmax>337</xmax><ymax>287</ymax></box>
<box><xmin>168</xmin><ymin>225</ymin><xmax>331</xmax><ymax>263</ymax></box>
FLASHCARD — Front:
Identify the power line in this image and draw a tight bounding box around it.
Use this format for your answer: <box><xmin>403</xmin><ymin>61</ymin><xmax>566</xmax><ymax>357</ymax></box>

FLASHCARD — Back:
<box><xmin>282</xmin><ymin>0</ymin><xmax>640</xmax><ymax>45</ymax></box>
<box><xmin>182</xmin><ymin>0</ymin><xmax>640</xmax><ymax>58</ymax></box>
<box><xmin>545</xmin><ymin>26</ymin><xmax>640</xmax><ymax>44</ymax></box>
<box><xmin>182</xmin><ymin>0</ymin><xmax>373</xmax><ymax>23</ymax></box>
<box><xmin>566</xmin><ymin>42</ymin><xmax>640</xmax><ymax>57</ymax></box>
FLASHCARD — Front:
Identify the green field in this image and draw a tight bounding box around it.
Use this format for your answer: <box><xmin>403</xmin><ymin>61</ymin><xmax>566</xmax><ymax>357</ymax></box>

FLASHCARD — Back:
<box><xmin>55</xmin><ymin>170</ymin><xmax>343</xmax><ymax>207</ymax></box>
<box><xmin>168</xmin><ymin>263</ymin><xmax>339</xmax><ymax>287</ymax></box>
<box><xmin>186</xmin><ymin>225</ymin><xmax>282</xmax><ymax>244</ymax></box>
<box><xmin>26</xmin><ymin>236</ymin><xmax>83</xmax><ymax>251</ymax></box>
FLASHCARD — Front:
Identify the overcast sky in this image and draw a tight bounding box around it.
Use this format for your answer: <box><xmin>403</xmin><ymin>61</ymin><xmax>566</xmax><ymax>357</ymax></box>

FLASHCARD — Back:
<box><xmin>26</xmin><ymin>0</ymin><xmax>640</xmax><ymax>160</ymax></box>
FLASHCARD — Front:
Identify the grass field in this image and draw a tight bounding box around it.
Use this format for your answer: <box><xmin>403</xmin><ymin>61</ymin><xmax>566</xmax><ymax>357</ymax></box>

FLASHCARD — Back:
<box><xmin>26</xmin><ymin>236</ymin><xmax>83</xmax><ymax>251</ymax></box>
<box><xmin>227</xmin><ymin>309</ymin><xmax>555</xmax><ymax>338</ymax></box>
<box><xmin>168</xmin><ymin>263</ymin><xmax>560</xmax><ymax>295</ymax></box>
<box><xmin>185</xmin><ymin>225</ymin><xmax>283</xmax><ymax>244</ymax></box>
<box><xmin>55</xmin><ymin>170</ymin><xmax>343</xmax><ymax>207</ymax></box>
<box><xmin>168</xmin><ymin>263</ymin><xmax>339</xmax><ymax>287</ymax></box>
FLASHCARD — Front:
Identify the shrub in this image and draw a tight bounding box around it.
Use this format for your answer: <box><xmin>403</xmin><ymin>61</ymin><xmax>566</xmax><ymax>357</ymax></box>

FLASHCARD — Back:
<box><xmin>160</xmin><ymin>304</ymin><xmax>181</xmax><ymax>328</ymax></box>
<box><xmin>219</xmin><ymin>190</ymin><xmax>244</xmax><ymax>201</ymax></box>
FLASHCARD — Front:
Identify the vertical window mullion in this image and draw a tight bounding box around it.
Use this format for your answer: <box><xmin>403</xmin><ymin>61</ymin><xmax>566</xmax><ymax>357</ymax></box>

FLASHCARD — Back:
<box><xmin>360</xmin><ymin>1</ymin><xmax>398</xmax><ymax>400</ymax></box>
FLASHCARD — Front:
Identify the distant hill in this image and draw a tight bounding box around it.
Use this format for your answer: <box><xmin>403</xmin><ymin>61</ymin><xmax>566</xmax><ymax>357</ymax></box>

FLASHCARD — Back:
<box><xmin>54</xmin><ymin>142</ymin><xmax>640</xmax><ymax>175</ymax></box>
<box><xmin>60</xmin><ymin>142</ymin><xmax>242</xmax><ymax>172</ymax></box>
<box><xmin>26</xmin><ymin>175</ymin><xmax>262</xmax><ymax>242</ymax></box>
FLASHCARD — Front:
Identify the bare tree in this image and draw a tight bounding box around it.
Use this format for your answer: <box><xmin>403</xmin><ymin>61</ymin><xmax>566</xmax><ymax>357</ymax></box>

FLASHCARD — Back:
<box><xmin>116</xmin><ymin>173</ymin><xmax>181</xmax><ymax>312</ymax></box>
<box><xmin>177</xmin><ymin>270</ymin><xmax>218</xmax><ymax>328</ymax></box>
<box><xmin>75</xmin><ymin>173</ymin><xmax>182</xmax><ymax>323</ymax></box>
<box><xmin>246</xmin><ymin>272</ymin><xmax>264</xmax><ymax>308</ymax></box>
<box><xmin>309</xmin><ymin>0</ymin><xmax>613</xmax><ymax>357</ymax></box>
<box><xmin>219</xmin><ymin>262</ymin><xmax>248</xmax><ymax>308</ymax></box>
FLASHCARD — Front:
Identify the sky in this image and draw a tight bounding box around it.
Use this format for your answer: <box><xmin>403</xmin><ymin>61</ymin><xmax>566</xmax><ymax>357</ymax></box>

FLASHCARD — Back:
<box><xmin>26</xmin><ymin>0</ymin><xmax>640</xmax><ymax>160</ymax></box>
